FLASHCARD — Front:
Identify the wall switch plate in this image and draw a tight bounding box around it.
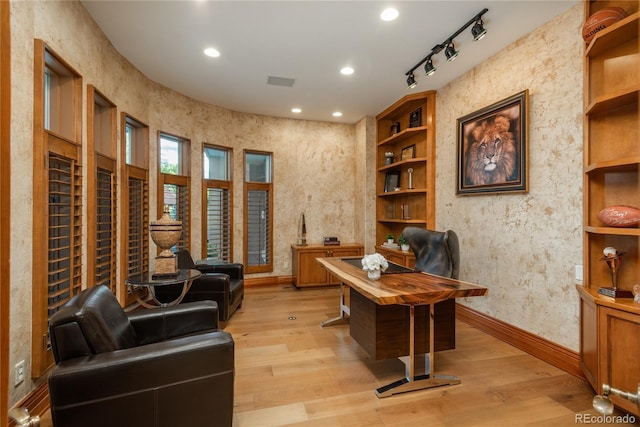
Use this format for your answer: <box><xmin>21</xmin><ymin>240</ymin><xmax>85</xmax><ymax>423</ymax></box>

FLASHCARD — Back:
<box><xmin>575</xmin><ymin>265</ymin><xmax>583</xmax><ymax>282</ymax></box>
<box><xmin>14</xmin><ymin>360</ymin><xmax>25</xmax><ymax>386</ymax></box>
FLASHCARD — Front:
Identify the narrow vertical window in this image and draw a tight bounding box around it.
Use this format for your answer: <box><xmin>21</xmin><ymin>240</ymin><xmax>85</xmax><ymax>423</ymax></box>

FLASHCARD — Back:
<box><xmin>32</xmin><ymin>40</ymin><xmax>82</xmax><ymax>376</ymax></box>
<box><xmin>120</xmin><ymin>113</ymin><xmax>149</xmax><ymax>306</ymax></box>
<box><xmin>203</xmin><ymin>145</ymin><xmax>232</xmax><ymax>261</ymax></box>
<box><xmin>87</xmin><ymin>86</ymin><xmax>117</xmax><ymax>294</ymax></box>
<box><xmin>243</xmin><ymin>150</ymin><xmax>273</xmax><ymax>273</ymax></box>
<box><xmin>158</xmin><ymin>132</ymin><xmax>191</xmax><ymax>251</ymax></box>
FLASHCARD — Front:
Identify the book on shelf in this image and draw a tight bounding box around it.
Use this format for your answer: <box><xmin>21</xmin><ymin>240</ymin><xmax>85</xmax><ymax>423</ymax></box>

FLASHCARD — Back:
<box><xmin>323</xmin><ymin>236</ymin><xmax>340</xmax><ymax>246</ymax></box>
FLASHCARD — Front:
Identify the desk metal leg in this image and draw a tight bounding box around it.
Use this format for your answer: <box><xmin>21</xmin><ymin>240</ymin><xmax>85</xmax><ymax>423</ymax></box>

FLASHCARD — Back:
<box><xmin>375</xmin><ymin>303</ymin><xmax>460</xmax><ymax>398</ymax></box>
<box><xmin>321</xmin><ymin>282</ymin><xmax>350</xmax><ymax>327</ymax></box>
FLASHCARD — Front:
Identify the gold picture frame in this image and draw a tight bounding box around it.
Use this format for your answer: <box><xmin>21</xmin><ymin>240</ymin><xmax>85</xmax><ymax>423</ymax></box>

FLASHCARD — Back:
<box><xmin>401</xmin><ymin>144</ymin><xmax>415</xmax><ymax>161</ymax></box>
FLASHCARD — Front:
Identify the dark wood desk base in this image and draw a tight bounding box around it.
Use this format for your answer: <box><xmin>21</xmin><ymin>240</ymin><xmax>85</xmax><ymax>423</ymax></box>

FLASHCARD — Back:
<box><xmin>349</xmin><ymin>289</ymin><xmax>455</xmax><ymax>360</ymax></box>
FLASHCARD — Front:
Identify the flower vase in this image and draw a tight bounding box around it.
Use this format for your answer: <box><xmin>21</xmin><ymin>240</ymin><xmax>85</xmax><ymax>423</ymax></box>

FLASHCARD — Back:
<box><xmin>367</xmin><ymin>269</ymin><xmax>381</xmax><ymax>280</ymax></box>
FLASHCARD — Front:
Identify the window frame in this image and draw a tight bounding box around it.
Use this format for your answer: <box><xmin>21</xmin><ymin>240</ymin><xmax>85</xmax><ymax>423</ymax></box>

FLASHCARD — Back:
<box><xmin>86</xmin><ymin>85</ymin><xmax>117</xmax><ymax>294</ymax></box>
<box><xmin>120</xmin><ymin>113</ymin><xmax>149</xmax><ymax>306</ymax></box>
<box><xmin>32</xmin><ymin>40</ymin><xmax>83</xmax><ymax>377</ymax></box>
<box><xmin>202</xmin><ymin>144</ymin><xmax>233</xmax><ymax>261</ymax></box>
<box><xmin>243</xmin><ymin>150</ymin><xmax>273</xmax><ymax>273</ymax></box>
<box><xmin>157</xmin><ymin>131</ymin><xmax>191</xmax><ymax>252</ymax></box>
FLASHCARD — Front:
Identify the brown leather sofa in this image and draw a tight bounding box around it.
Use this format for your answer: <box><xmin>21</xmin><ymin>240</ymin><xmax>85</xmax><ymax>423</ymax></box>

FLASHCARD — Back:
<box><xmin>154</xmin><ymin>250</ymin><xmax>244</xmax><ymax>322</ymax></box>
<box><xmin>48</xmin><ymin>285</ymin><xmax>234</xmax><ymax>427</ymax></box>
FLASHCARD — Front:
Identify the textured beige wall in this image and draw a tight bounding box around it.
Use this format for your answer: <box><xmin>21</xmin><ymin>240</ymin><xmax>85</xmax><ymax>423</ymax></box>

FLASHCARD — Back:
<box><xmin>436</xmin><ymin>4</ymin><xmax>584</xmax><ymax>350</ymax></box>
<box><xmin>8</xmin><ymin>0</ymin><xmax>361</xmax><ymax>406</ymax></box>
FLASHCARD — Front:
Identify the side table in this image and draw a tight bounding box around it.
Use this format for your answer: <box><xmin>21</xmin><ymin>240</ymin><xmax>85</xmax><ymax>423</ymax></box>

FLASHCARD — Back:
<box><xmin>125</xmin><ymin>268</ymin><xmax>202</xmax><ymax>308</ymax></box>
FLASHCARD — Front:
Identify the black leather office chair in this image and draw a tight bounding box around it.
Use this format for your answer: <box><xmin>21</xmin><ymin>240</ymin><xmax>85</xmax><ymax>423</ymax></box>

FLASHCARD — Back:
<box><xmin>48</xmin><ymin>285</ymin><xmax>234</xmax><ymax>427</ymax></box>
<box><xmin>154</xmin><ymin>250</ymin><xmax>244</xmax><ymax>322</ymax></box>
<box><xmin>401</xmin><ymin>226</ymin><xmax>460</xmax><ymax>279</ymax></box>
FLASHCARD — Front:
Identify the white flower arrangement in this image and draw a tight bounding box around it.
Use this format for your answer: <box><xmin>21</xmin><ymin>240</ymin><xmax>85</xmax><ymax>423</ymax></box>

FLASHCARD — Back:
<box><xmin>361</xmin><ymin>253</ymin><xmax>388</xmax><ymax>272</ymax></box>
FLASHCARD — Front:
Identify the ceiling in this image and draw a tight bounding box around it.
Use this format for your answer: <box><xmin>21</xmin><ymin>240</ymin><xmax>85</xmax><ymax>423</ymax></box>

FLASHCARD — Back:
<box><xmin>81</xmin><ymin>1</ymin><xmax>578</xmax><ymax>124</ymax></box>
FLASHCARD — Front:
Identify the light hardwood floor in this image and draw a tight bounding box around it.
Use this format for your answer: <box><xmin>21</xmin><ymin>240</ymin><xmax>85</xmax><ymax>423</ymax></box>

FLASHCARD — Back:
<box><xmin>40</xmin><ymin>285</ymin><xmax>632</xmax><ymax>426</ymax></box>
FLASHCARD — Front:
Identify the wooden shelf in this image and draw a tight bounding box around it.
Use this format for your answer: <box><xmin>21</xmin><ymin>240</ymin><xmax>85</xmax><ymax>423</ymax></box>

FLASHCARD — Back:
<box><xmin>586</xmin><ymin>12</ymin><xmax>639</xmax><ymax>57</ymax></box>
<box><xmin>578</xmin><ymin>0</ymin><xmax>640</xmax><ymax>410</ymax></box>
<box><xmin>378</xmin><ymin>189</ymin><xmax>427</xmax><ymax>197</ymax></box>
<box><xmin>585</xmin><ymin>86</ymin><xmax>639</xmax><ymax>115</ymax></box>
<box><xmin>585</xmin><ymin>156</ymin><xmax>640</xmax><ymax>173</ymax></box>
<box><xmin>584</xmin><ymin>226</ymin><xmax>640</xmax><ymax>236</ymax></box>
<box><xmin>375</xmin><ymin>91</ymin><xmax>436</xmax><ymax>244</ymax></box>
<box><xmin>377</xmin><ymin>219</ymin><xmax>428</xmax><ymax>224</ymax></box>
<box><xmin>377</xmin><ymin>126</ymin><xmax>427</xmax><ymax>147</ymax></box>
<box><xmin>378</xmin><ymin>157</ymin><xmax>427</xmax><ymax>172</ymax></box>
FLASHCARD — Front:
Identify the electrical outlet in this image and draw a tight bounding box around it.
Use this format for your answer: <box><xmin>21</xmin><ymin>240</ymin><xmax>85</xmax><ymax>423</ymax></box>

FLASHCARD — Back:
<box><xmin>283</xmin><ymin>261</ymin><xmax>289</xmax><ymax>269</ymax></box>
<box><xmin>575</xmin><ymin>265</ymin><xmax>583</xmax><ymax>282</ymax></box>
<box><xmin>14</xmin><ymin>360</ymin><xmax>25</xmax><ymax>386</ymax></box>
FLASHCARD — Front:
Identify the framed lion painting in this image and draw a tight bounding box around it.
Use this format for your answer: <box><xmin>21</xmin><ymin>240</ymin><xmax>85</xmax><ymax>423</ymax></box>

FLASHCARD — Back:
<box><xmin>456</xmin><ymin>90</ymin><xmax>529</xmax><ymax>195</ymax></box>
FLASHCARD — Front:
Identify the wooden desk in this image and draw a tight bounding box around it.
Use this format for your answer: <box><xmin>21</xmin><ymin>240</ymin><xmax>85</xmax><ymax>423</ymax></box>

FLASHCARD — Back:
<box><xmin>317</xmin><ymin>256</ymin><xmax>488</xmax><ymax>398</ymax></box>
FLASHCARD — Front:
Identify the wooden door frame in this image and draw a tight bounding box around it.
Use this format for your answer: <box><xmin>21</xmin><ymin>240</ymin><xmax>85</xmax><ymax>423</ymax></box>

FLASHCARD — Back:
<box><xmin>1</xmin><ymin>0</ymin><xmax>11</xmax><ymax>424</ymax></box>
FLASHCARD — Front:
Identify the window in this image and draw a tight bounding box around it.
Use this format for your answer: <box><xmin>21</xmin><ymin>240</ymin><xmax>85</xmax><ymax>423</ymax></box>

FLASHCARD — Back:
<box><xmin>158</xmin><ymin>132</ymin><xmax>190</xmax><ymax>251</ymax></box>
<box><xmin>243</xmin><ymin>151</ymin><xmax>273</xmax><ymax>273</ymax></box>
<box><xmin>120</xmin><ymin>114</ymin><xmax>149</xmax><ymax>306</ymax></box>
<box><xmin>203</xmin><ymin>145</ymin><xmax>232</xmax><ymax>261</ymax></box>
<box><xmin>87</xmin><ymin>86</ymin><xmax>117</xmax><ymax>294</ymax></box>
<box><xmin>32</xmin><ymin>40</ymin><xmax>82</xmax><ymax>377</ymax></box>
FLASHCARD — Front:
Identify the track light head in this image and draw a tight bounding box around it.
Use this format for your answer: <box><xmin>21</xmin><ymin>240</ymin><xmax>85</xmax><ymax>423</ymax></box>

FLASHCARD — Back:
<box><xmin>444</xmin><ymin>42</ymin><xmax>458</xmax><ymax>62</ymax></box>
<box><xmin>406</xmin><ymin>73</ymin><xmax>418</xmax><ymax>89</ymax></box>
<box><xmin>404</xmin><ymin>9</ymin><xmax>488</xmax><ymax>84</ymax></box>
<box><xmin>424</xmin><ymin>59</ymin><xmax>436</xmax><ymax>76</ymax></box>
<box><xmin>471</xmin><ymin>19</ymin><xmax>487</xmax><ymax>41</ymax></box>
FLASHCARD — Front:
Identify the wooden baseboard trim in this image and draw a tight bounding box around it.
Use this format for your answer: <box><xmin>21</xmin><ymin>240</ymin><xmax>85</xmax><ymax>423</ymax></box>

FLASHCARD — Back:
<box><xmin>245</xmin><ymin>275</ymin><xmax>293</xmax><ymax>288</ymax></box>
<box><xmin>456</xmin><ymin>303</ymin><xmax>585</xmax><ymax>379</ymax></box>
<box><xmin>8</xmin><ymin>380</ymin><xmax>49</xmax><ymax>426</ymax></box>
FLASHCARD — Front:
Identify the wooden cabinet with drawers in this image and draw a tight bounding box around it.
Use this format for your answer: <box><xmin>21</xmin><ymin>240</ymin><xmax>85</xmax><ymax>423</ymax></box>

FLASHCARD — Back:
<box><xmin>291</xmin><ymin>244</ymin><xmax>364</xmax><ymax>288</ymax></box>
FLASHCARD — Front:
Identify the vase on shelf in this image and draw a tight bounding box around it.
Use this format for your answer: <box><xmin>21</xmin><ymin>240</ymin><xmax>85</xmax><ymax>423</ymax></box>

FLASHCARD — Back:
<box><xmin>367</xmin><ymin>269</ymin><xmax>381</xmax><ymax>280</ymax></box>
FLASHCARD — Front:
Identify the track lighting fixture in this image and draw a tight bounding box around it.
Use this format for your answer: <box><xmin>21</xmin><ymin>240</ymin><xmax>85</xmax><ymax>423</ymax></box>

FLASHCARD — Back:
<box><xmin>471</xmin><ymin>18</ymin><xmax>487</xmax><ymax>41</ymax></box>
<box><xmin>404</xmin><ymin>8</ymin><xmax>488</xmax><ymax>88</ymax></box>
<box><xmin>424</xmin><ymin>58</ymin><xmax>436</xmax><ymax>76</ymax></box>
<box><xmin>444</xmin><ymin>42</ymin><xmax>458</xmax><ymax>62</ymax></box>
<box><xmin>406</xmin><ymin>73</ymin><xmax>418</xmax><ymax>89</ymax></box>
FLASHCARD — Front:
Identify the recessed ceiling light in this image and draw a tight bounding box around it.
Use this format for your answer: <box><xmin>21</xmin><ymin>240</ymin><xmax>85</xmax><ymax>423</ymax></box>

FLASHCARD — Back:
<box><xmin>291</xmin><ymin>108</ymin><xmax>302</xmax><ymax>113</ymax></box>
<box><xmin>340</xmin><ymin>66</ymin><xmax>354</xmax><ymax>75</ymax></box>
<box><xmin>333</xmin><ymin>112</ymin><xmax>343</xmax><ymax>117</ymax></box>
<box><xmin>380</xmin><ymin>8</ymin><xmax>399</xmax><ymax>22</ymax></box>
<box><xmin>203</xmin><ymin>47</ymin><xmax>220</xmax><ymax>58</ymax></box>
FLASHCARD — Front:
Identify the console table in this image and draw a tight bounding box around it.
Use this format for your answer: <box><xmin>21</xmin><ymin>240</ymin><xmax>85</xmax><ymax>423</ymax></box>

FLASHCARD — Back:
<box><xmin>125</xmin><ymin>268</ymin><xmax>201</xmax><ymax>308</ymax></box>
<box><xmin>317</xmin><ymin>256</ymin><xmax>488</xmax><ymax>397</ymax></box>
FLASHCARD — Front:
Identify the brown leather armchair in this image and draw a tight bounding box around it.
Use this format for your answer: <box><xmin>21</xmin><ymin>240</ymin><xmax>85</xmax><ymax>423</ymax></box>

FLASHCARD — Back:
<box><xmin>48</xmin><ymin>285</ymin><xmax>234</xmax><ymax>427</ymax></box>
<box><xmin>154</xmin><ymin>250</ymin><xmax>244</xmax><ymax>322</ymax></box>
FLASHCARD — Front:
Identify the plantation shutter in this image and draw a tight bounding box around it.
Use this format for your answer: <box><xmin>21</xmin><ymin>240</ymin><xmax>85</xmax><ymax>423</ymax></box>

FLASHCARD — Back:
<box><xmin>246</xmin><ymin>187</ymin><xmax>271</xmax><ymax>268</ymax></box>
<box><xmin>206</xmin><ymin>186</ymin><xmax>231</xmax><ymax>261</ymax></box>
<box><xmin>127</xmin><ymin>174</ymin><xmax>149</xmax><ymax>277</ymax></box>
<box><xmin>95</xmin><ymin>160</ymin><xmax>116</xmax><ymax>293</ymax></box>
<box><xmin>47</xmin><ymin>152</ymin><xmax>83</xmax><ymax>316</ymax></box>
<box><xmin>163</xmin><ymin>182</ymin><xmax>189</xmax><ymax>251</ymax></box>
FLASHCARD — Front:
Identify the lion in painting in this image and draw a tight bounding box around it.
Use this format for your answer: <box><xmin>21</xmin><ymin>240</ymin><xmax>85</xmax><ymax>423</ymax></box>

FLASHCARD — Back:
<box><xmin>465</xmin><ymin>114</ymin><xmax>518</xmax><ymax>186</ymax></box>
